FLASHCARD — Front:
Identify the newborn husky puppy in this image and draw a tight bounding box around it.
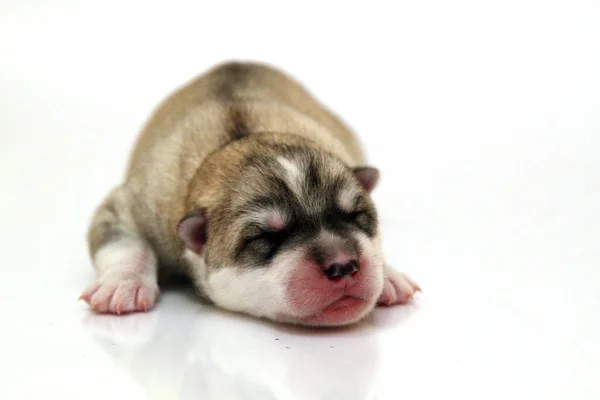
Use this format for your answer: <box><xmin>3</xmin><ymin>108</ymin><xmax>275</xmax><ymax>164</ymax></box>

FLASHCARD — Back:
<box><xmin>80</xmin><ymin>62</ymin><xmax>420</xmax><ymax>326</ymax></box>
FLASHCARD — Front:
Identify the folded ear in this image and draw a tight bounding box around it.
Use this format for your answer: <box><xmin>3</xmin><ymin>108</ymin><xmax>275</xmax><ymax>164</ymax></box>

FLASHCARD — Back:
<box><xmin>352</xmin><ymin>166</ymin><xmax>380</xmax><ymax>193</ymax></box>
<box><xmin>178</xmin><ymin>209</ymin><xmax>207</xmax><ymax>254</ymax></box>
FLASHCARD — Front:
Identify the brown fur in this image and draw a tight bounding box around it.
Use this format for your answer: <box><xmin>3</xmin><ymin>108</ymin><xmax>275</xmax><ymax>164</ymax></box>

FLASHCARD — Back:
<box><xmin>88</xmin><ymin>61</ymin><xmax>369</xmax><ymax>279</ymax></box>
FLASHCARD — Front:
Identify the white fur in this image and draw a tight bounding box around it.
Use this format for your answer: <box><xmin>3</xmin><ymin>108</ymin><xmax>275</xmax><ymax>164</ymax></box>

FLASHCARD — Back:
<box><xmin>317</xmin><ymin>229</ymin><xmax>345</xmax><ymax>249</ymax></box>
<box><xmin>265</xmin><ymin>209</ymin><xmax>288</xmax><ymax>231</ymax></box>
<box><xmin>204</xmin><ymin>249</ymin><xmax>304</xmax><ymax>320</ymax></box>
<box><xmin>277</xmin><ymin>156</ymin><xmax>305</xmax><ymax>199</ymax></box>
<box><xmin>83</xmin><ymin>239</ymin><xmax>159</xmax><ymax>313</ymax></box>
<box><xmin>183</xmin><ymin>249</ymin><xmax>209</xmax><ymax>294</ymax></box>
<box><xmin>356</xmin><ymin>233</ymin><xmax>385</xmax><ymax>293</ymax></box>
<box><xmin>337</xmin><ymin>187</ymin><xmax>358</xmax><ymax>212</ymax></box>
<box><xmin>242</xmin><ymin>207</ymin><xmax>288</xmax><ymax>230</ymax></box>
<box><xmin>94</xmin><ymin>238</ymin><xmax>157</xmax><ymax>280</ymax></box>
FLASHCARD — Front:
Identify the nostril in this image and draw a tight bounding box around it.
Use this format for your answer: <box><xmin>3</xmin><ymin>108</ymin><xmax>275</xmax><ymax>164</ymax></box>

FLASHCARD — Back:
<box><xmin>324</xmin><ymin>260</ymin><xmax>359</xmax><ymax>280</ymax></box>
<box><xmin>324</xmin><ymin>263</ymin><xmax>343</xmax><ymax>279</ymax></box>
<box><xmin>346</xmin><ymin>259</ymin><xmax>359</xmax><ymax>275</ymax></box>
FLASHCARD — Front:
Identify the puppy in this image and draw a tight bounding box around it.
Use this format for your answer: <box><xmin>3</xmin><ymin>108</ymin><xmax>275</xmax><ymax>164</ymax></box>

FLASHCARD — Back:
<box><xmin>80</xmin><ymin>62</ymin><xmax>420</xmax><ymax>327</ymax></box>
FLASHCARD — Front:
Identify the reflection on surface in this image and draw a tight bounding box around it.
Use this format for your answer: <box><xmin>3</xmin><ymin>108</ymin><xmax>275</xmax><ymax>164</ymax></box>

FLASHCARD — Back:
<box><xmin>82</xmin><ymin>290</ymin><xmax>389</xmax><ymax>400</ymax></box>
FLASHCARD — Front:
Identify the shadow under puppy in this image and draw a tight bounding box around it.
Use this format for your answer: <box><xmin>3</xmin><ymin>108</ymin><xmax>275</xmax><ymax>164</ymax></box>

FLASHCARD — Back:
<box><xmin>80</xmin><ymin>62</ymin><xmax>420</xmax><ymax>327</ymax></box>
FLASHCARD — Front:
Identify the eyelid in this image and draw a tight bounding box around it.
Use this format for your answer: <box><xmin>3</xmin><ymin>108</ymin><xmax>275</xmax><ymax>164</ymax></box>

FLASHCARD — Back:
<box><xmin>245</xmin><ymin>226</ymin><xmax>285</xmax><ymax>243</ymax></box>
<box><xmin>260</xmin><ymin>225</ymin><xmax>284</xmax><ymax>233</ymax></box>
<box><xmin>349</xmin><ymin>210</ymin><xmax>366</xmax><ymax>218</ymax></box>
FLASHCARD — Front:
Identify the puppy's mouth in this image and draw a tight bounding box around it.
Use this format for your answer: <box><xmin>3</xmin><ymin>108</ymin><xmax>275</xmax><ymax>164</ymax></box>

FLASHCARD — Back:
<box><xmin>322</xmin><ymin>294</ymin><xmax>365</xmax><ymax>311</ymax></box>
<box><xmin>297</xmin><ymin>294</ymin><xmax>369</xmax><ymax>326</ymax></box>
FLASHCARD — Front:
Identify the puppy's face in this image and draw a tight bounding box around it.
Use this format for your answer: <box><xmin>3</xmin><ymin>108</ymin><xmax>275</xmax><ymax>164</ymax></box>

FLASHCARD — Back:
<box><xmin>179</xmin><ymin>147</ymin><xmax>384</xmax><ymax>327</ymax></box>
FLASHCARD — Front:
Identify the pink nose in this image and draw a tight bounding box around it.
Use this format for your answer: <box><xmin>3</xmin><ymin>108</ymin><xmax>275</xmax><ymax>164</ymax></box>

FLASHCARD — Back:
<box><xmin>323</xmin><ymin>260</ymin><xmax>359</xmax><ymax>280</ymax></box>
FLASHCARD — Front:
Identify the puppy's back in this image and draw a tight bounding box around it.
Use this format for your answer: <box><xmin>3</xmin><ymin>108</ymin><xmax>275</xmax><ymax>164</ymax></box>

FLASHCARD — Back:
<box><xmin>219</xmin><ymin>62</ymin><xmax>365</xmax><ymax>163</ymax></box>
<box><xmin>129</xmin><ymin>62</ymin><xmax>364</xmax><ymax>175</ymax></box>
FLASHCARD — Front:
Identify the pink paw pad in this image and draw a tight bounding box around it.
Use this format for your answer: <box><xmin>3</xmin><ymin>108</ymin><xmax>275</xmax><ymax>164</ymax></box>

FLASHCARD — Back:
<box><xmin>79</xmin><ymin>280</ymin><xmax>158</xmax><ymax>315</ymax></box>
<box><xmin>377</xmin><ymin>270</ymin><xmax>421</xmax><ymax>306</ymax></box>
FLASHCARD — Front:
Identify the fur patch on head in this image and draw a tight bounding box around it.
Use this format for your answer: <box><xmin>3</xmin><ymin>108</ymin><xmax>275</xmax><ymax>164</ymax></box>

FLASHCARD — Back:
<box><xmin>277</xmin><ymin>156</ymin><xmax>305</xmax><ymax>199</ymax></box>
<box><xmin>337</xmin><ymin>187</ymin><xmax>358</xmax><ymax>212</ymax></box>
<box><xmin>243</xmin><ymin>208</ymin><xmax>289</xmax><ymax>231</ymax></box>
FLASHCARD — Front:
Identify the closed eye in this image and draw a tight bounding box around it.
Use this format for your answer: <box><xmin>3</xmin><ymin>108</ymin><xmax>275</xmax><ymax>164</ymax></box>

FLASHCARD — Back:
<box><xmin>348</xmin><ymin>210</ymin><xmax>366</xmax><ymax>220</ymax></box>
<box><xmin>236</xmin><ymin>227</ymin><xmax>290</xmax><ymax>265</ymax></box>
<box><xmin>241</xmin><ymin>226</ymin><xmax>289</xmax><ymax>253</ymax></box>
<box><xmin>345</xmin><ymin>210</ymin><xmax>372</xmax><ymax>233</ymax></box>
<box><xmin>247</xmin><ymin>230</ymin><xmax>285</xmax><ymax>245</ymax></box>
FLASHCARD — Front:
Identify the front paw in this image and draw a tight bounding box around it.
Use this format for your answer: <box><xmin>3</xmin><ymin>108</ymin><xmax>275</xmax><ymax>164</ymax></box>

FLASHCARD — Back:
<box><xmin>377</xmin><ymin>268</ymin><xmax>421</xmax><ymax>306</ymax></box>
<box><xmin>79</xmin><ymin>276</ymin><xmax>159</xmax><ymax>315</ymax></box>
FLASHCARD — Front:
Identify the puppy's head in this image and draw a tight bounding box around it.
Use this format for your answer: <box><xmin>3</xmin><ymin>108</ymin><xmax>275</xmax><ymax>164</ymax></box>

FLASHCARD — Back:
<box><xmin>178</xmin><ymin>136</ymin><xmax>384</xmax><ymax>326</ymax></box>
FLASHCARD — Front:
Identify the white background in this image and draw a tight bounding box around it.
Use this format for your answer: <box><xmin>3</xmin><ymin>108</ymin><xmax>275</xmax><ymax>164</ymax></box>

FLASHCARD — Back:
<box><xmin>1</xmin><ymin>1</ymin><xmax>599</xmax><ymax>399</ymax></box>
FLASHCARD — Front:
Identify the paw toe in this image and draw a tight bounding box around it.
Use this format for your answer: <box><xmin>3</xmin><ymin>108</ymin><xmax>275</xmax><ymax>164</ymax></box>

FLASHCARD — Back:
<box><xmin>81</xmin><ymin>279</ymin><xmax>158</xmax><ymax>315</ymax></box>
<box><xmin>135</xmin><ymin>285</ymin><xmax>158</xmax><ymax>312</ymax></box>
<box><xmin>89</xmin><ymin>285</ymin><xmax>118</xmax><ymax>313</ymax></box>
<box><xmin>377</xmin><ymin>270</ymin><xmax>420</xmax><ymax>307</ymax></box>
<box><xmin>79</xmin><ymin>283</ymin><xmax>101</xmax><ymax>303</ymax></box>
<box><xmin>110</xmin><ymin>282</ymin><xmax>138</xmax><ymax>314</ymax></box>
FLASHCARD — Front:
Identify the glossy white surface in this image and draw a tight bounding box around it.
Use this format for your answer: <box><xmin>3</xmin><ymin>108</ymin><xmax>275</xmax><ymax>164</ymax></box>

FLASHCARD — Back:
<box><xmin>1</xmin><ymin>1</ymin><xmax>599</xmax><ymax>399</ymax></box>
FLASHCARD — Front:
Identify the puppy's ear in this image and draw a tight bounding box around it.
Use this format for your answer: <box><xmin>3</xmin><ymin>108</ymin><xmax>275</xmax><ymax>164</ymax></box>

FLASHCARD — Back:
<box><xmin>352</xmin><ymin>166</ymin><xmax>380</xmax><ymax>193</ymax></box>
<box><xmin>178</xmin><ymin>209</ymin><xmax>207</xmax><ymax>254</ymax></box>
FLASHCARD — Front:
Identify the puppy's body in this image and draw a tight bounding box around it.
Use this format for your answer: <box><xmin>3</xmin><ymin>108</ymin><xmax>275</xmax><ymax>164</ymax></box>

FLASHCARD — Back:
<box><xmin>82</xmin><ymin>62</ymin><xmax>419</xmax><ymax>326</ymax></box>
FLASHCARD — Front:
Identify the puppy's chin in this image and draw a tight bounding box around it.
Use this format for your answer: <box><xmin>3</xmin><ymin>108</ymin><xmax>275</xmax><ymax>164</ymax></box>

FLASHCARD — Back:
<box><xmin>275</xmin><ymin>295</ymin><xmax>379</xmax><ymax>327</ymax></box>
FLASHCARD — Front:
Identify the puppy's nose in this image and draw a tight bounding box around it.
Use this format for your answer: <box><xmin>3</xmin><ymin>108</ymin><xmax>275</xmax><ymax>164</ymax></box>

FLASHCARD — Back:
<box><xmin>323</xmin><ymin>260</ymin><xmax>359</xmax><ymax>280</ymax></box>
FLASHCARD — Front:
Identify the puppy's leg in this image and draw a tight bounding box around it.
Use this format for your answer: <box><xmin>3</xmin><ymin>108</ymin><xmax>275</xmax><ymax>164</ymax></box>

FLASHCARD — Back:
<box><xmin>377</xmin><ymin>266</ymin><xmax>421</xmax><ymax>306</ymax></box>
<box><xmin>80</xmin><ymin>186</ymin><xmax>159</xmax><ymax>314</ymax></box>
